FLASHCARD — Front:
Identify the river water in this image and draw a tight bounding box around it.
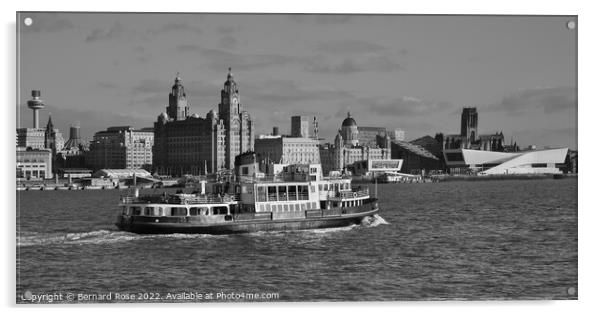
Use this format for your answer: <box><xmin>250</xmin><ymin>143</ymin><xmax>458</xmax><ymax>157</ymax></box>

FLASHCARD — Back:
<box><xmin>16</xmin><ymin>178</ymin><xmax>577</xmax><ymax>302</ymax></box>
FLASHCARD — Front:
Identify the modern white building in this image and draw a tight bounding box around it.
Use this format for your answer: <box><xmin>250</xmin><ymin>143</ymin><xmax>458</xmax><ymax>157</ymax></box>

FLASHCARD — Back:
<box><xmin>444</xmin><ymin>148</ymin><xmax>569</xmax><ymax>175</ymax></box>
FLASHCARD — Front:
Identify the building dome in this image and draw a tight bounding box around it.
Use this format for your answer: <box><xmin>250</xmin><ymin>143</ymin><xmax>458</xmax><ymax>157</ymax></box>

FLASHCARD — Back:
<box><xmin>342</xmin><ymin>112</ymin><xmax>357</xmax><ymax>127</ymax></box>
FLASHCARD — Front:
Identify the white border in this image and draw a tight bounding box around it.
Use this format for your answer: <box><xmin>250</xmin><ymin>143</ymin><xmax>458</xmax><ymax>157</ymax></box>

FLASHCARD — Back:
<box><xmin>2</xmin><ymin>1</ymin><xmax>599</xmax><ymax>315</ymax></box>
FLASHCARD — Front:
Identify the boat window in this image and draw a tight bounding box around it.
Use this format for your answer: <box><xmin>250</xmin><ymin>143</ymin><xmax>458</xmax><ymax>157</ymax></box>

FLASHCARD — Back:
<box><xmin>131</xmin><ymin>206</ymin><xmax>141</xmax><ymax>215</ymax></box>
<box><xmin>295</xmin><ymin>204</ymin><xmax>300</xmax><ymax>211</ymax></box>
<box><xmin>313</xmin><ymin>202</ymin><xmax>317</xmax><ymax>209</ymax></box>
<box><xmin>144</xmin><ymin>207</ymin><xmax>154</xmax><ymax>216</ymax></box>
<box><xmin>172</xmin><ymin>207</ymin><xmax>187</xmax><ymax>216</ymax></box>
<box><xmin>306</xmin><ymin>202</ymin><xmax>312</xmax><ymax>210</ymax></box>
<box><xmin>278</xmin><ymin>186</ymin><xmax>287</xmax><ymax>201</ymax></box>
<box><xmin>259</xmin><ymin>204</ymin><xmax>264</xmax><ymax>212</ymax></box>
<box><xmin>300</xmin><ymin>203</ymin><xmax>306</xmax><ymax>211</ymax></box>
<box><xmin>212</xmin><ymin>206</ymin><xmax>228</xmax><ymax>215</ymax></box>
<box><xmin>278</xmin><ymin>205</ymin><xmax>283</xmax><ymax>212</ymax></box>
<box><xmin>257</xmin><ymin>186</ymin><xmax>266</xmax><ymax>202</ymax></box>
<box><xmin>190</xmin><ymin>207</ymin><xmax>203</xmax><ymax>216</ymax></box>
<box><xmin>162</xmin><ymin>207</ymin><xmax>170</xmax><ymax>216</ymax></box>
<box><xmin>268</xmin><ymin>186</ymin><xmax>277</xmax><ymax>201</ymax></box>
<box><xmin>153</xmin><ymin>207</ymin><xmax>162</xmax><ymax>216</ymax></box>
<box><xmin>299</xmin><ymin>185</ymin><xmax>309</xmax><ymax>200</ymax></box>
<box><xmin>272</xmin><ymin>205</ymin><xmax>277</xmax><ymax>212</ymax></box>
<box><xmin>287</xmin><ymin>185</ymin><xmax>297</xmax><ymax>200</ymax></box>
<box><xmin>283</xmin><ymin>204</ymin><xmax>289</xmax><ymax>211</ymax></box>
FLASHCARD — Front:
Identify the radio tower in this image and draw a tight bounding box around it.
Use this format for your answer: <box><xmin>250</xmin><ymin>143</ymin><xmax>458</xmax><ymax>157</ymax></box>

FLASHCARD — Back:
<box><xmin>27</xmin><ymin>90</ymin><xmax>45</xmax><ymax>129</ymax></box>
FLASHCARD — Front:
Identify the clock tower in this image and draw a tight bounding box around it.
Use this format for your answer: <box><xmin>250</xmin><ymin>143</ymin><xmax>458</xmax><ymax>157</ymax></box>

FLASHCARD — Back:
<box><xmin>219</xmin><ymin>67</ymin><xmax>240</xmax><ymax>119</ymax></box>
<box><xmin>218</xmin><ymin>67</ymin><xmax>253</xmax><ymax>169</ymax></box>
<box><xmin>167</xmin><ymin>73</ymin><xmax>189</xmax><ymax>121</ymax></box>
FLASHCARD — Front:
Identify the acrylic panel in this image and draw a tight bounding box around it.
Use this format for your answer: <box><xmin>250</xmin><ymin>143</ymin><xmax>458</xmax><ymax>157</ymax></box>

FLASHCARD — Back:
<box><xmin>16</xmin><ymin>12</ymin><xmax>578</xmax><ymax>303</ymax></box>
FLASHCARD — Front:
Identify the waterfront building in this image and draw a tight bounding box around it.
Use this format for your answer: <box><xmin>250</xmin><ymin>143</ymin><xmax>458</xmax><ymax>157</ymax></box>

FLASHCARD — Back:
<box><xmin>319</xmin><ymin>112</ymin><xmax>391</xmax><ymax>174</ymax></box>
<box><xmin>444</xmin><ymin>147</ymin><xmax>569</xmax><ymax>175</ymax></box>
<box><xmin>16</xmin><ymin>90</ymin><xmax>65</xmax><ymax>177</ymax></box>
<box><xmin>17</xmin><ymin>90</ymin><xmax>65</xmax><ymax>151</ymax></box>
<box><xmin>92</xmin><ymin>168</ymin><xmax>152</xmax><ymax>180</ymax></box>
<box><xmin>291</xmin><ymin>116</ymin><xmax>310</xmax><ymax>138</ymax></box>
<box><xmin>254</xmin><ymin>134</ymin><xmax>321</xmax><ymax>167</ymax></box>
<box><xmin>63</xmin><ymin>123</ymin><xmax>84</xmax><ymax>149</ymax></box>
<box><xmin>389</xmin><ymin>135</ymin><xmax>446</xmax><ymax>174</ymax></box>
<box><xmin>153</xmin><ymin>70</ymin><xmax>254</xmax><ymax>175</ymax></box>
<box><xmin>16</xmin><ymin>127</ymin><xmax>45</xmax><ymax>150</ymax></box>
<box><xmin>351</xmin><ymin>159</ymin><xmax>404</xmax><ymax>176</ymax></box>
<box><xmin>357</xmin><ymin>126</ymin><xmax>387</xmax><ymax>147</ymax></box>
<box><xmin>390</xmin><ymin>140</ymin><xmax>440</xmax><ymax>174</ymax></box>
<box><xmin>387</xmin><ymin>128</ymin><xmax>405</xmax><ymax>141</ymax></box>
<box><xmin>43</xmin><ymin>115</ymin><xmax>65</xmax><ymax>157</ymax></box>
<box><xmin>56</xmin><ymin>123</ymin><xmax>88</xmax><ymax>169</ymax></box>
<box><xmin>55</xmin><ymin>168</ymin><xmax>92</xmax><ymax>179</ymax></box>
<box><xmin>565</xmin><ymin>150</ymin><xmax>578</xmax><ymax>174</ymax></box>
<box><xmin>86</xmin><ymin>126</ymin><xmax>154</xmax><ymax>171</ymax></box>
<box><xmin>443</xmin><ymin>107</ymin><xmax>506</xmax><ymax>151</ymax></box>
<box><xmin>16</xmin><ymin>147</ymin><xmax>53</xmax><ymax>179</ymax></box>
<box><xmin>441</xmin><ymin>107</ymin><xmax>522</xmax><ymax>173</ymax></box>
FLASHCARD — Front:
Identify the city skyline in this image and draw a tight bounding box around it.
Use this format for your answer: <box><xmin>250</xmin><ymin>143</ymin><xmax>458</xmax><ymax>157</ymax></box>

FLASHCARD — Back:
<box><xmin>17</xmin><ymin>13</ymin><xmax>577</xmax><ymax>149</ymax></box>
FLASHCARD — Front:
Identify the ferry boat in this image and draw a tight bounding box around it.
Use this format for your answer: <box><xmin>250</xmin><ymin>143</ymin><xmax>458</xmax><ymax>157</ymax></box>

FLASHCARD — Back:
<box><xmin>115</xmin><ymin>163</ymin><xmax>379</xmax><ymax>234</ymax></box>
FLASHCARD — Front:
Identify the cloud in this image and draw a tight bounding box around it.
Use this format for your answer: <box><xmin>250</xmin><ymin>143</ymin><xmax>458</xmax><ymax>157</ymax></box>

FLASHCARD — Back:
<box><xmin>20</xmin><ymin>13</ymin><xmax>74</xmax><ymax>33</ymax></box>
<box><xmin>132</xmin><ymin>79</ymin><xmax>168</xmax><ymax>94</ymax></box>
<box><xmin>219</xmin><ymin>35</ymin><xmax>237</xmax><ymax>49</ymax></box>
<box><xmin>147</xmin><ymin>22</ymin><xmax>203</xmax><ymax>35</ymax></box>
<box><xmin>306</xmin><ymin>55</ymin><xmax>404</xmax><ymax>74</ymax></box>
<box><xmin>491</xmin><ymin>86</ymin><xmax>576</xmax><ymax>115</ymax></box>
<box><xmin>312</xmin><ymin>40</ymin><xmax>387</xmax><ymax>54</ymax></box>
<box><xmin>365</xmin><ymin>96</ymin><xmax>454</xmax><ymax>117</ymax></box>
<box><xmin>85</xmin><ymin>21</ymin><xmax>124</xmax><ymax>42</ymax></box>
<box><xmin>201</xmin><ymin>49</ymin><xmax>305</xmax><ymax>71</ymax></box>
<box><xmin>97</xmin><ymin>81</ymin><xmax>118</xmax><ymax>89</ymax></box>
<box><xmin>242</xmin><ymin>79</ymin><xmax>353</xmax><ymax>106</ymax></box>
<box><xmin>177</xmin><ymin>44</ymin><xmax>201</xmax><ymax>52</ymax></box>
<box><xmin>216</xmin><ymin>25</ymin><xmax>242</xmax><ymax>34</ymax></box>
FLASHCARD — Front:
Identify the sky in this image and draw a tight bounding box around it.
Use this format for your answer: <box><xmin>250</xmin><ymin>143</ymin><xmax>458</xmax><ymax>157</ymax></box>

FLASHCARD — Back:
<box><xmin>17</xmin><ymin>13</ymin><xmax>577</xmax><ymax>149</ymax></box>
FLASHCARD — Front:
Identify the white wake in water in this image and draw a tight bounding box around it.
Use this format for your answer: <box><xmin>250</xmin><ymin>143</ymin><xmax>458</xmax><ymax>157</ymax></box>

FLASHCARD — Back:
<box><xmin>361</xmin><ymin>214</ymin><xmax>390</xmax><ymax>227</ymax></box>
<box><xmin>17</xmin><ymin>230</ymin><xmax>223</xmax><ymax>247</ymax></box>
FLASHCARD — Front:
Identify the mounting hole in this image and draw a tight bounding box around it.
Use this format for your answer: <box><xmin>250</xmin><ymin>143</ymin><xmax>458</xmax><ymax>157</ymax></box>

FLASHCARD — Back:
<box><xmin>567</xmin><ymin>21</ymin><xmax>576</xmax><ymax>30</ymax></box>
<box><xmin>24</xmin><ymin>17</ymin><xmax>33</xmax><ymax>26</ymax></box>
<box><xmin>567</xmin><ymin>287</ymin><xmax>576</xmax><ymax>295</ymax></box>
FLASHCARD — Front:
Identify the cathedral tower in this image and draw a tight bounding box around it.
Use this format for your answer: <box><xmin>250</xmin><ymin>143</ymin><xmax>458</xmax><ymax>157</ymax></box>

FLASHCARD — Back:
<box><xmin>461</xmin><ymin>107</ymin><xmax>478</xmax><ymax>143</ymax></box>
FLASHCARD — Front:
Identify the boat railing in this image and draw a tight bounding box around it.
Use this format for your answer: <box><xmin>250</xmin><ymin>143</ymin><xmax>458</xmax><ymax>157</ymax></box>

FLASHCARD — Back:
<box><xmin>266</xmin><ymin>193</ymin><xmax>309</xmax><ymax>202</ymax></box>
<box><xmin>335</xmin><ymin>189</ymin><xmax>370</xmax><ymax>199</ymax></box>
<box><xmin>121</xmin><ymin>193</ymin><xmax>240</xmax><ymax>204</ymax></box>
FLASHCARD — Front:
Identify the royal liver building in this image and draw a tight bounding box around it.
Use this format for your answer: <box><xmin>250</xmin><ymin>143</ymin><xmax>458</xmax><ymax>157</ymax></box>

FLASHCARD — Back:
<box><xmin>153</xmin><ymin>69</ymin><xmax>254</xmax><ymax>176</ymax></box>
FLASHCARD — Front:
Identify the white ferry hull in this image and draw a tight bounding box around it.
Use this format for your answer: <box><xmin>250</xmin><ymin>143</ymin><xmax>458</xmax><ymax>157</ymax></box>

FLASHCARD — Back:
<box><xmin>116</xmin><ymin>200</ymin><xmax>378</xmax><ymax>235</ymax></box>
